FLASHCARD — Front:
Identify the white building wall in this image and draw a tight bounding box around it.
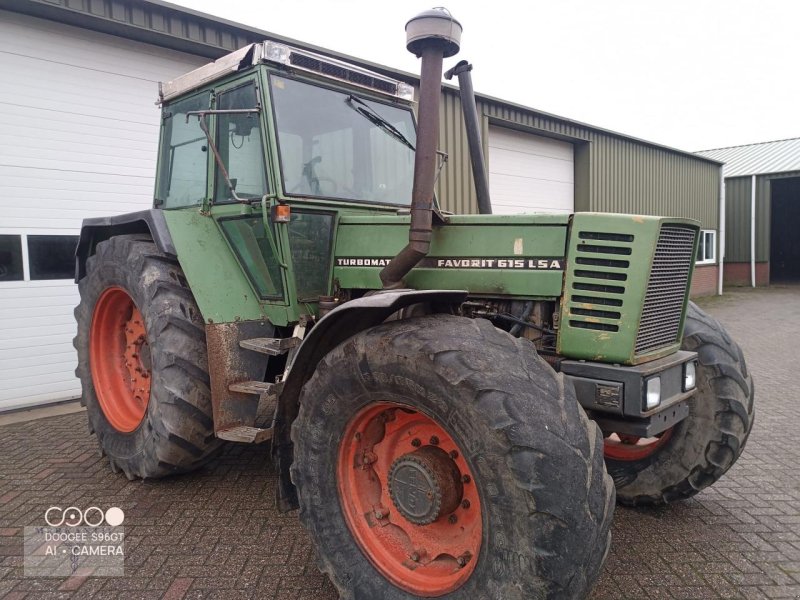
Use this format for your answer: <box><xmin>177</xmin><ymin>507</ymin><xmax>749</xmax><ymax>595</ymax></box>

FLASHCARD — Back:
<box><xmin>0</xmin><ymin>11</ymin><xmax>206</xmax><ymax>410</ymax></box>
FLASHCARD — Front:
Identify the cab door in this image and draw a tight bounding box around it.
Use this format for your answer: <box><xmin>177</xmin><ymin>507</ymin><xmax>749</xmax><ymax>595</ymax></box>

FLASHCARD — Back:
<box><xmin>208</xmin><ymin>76</ymin><xmax>289</xmax><ymax>311</ymax></box>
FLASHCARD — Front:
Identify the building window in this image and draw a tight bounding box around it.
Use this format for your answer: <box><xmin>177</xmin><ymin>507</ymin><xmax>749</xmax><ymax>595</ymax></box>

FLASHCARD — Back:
<box><xmin>28</xmin><ymin>235</ymin><xmax>79</xmax><ymax>280</ymax></box>
<box><xmin>0</xmin><ymin>235</ymin><xmax>24</xmax><ymax>281</ymax></box>
<box><xmin>696</xmin><ymin>229</ymin><xmax>716</xmax><ymax>265</ymax></box>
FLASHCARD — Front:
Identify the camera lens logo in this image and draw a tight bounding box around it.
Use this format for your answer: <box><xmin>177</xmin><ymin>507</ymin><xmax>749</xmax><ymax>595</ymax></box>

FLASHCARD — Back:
<box><xmin>44</xmin><ymin>507</ymin><xmax>125</xmax><ymax>527</ymax></box>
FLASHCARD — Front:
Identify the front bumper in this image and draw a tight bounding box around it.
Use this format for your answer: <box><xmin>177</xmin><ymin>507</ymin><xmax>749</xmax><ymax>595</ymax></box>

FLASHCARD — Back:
<box><xmin>559</xmin><ymin>350</ymin><xmax>698</xmax><ymax>437</ymax></box>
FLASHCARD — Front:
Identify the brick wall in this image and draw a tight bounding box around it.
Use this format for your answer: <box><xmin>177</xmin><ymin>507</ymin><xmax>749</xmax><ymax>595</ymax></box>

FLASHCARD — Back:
<box><xmin>723</xmin><ymin>262</ymin><xmax>770</xmax><ymax>287</ymax></box>
<box><xmin>690</xmin><ymin>265</ymin><xmax>719</xmax><ymax>297</ymax></box>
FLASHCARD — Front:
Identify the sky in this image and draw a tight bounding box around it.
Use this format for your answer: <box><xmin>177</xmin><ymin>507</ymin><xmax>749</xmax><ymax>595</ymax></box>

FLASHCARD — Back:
<box><xmin>167</xmin><ymin>0</ymin><xmax>799</xmax><ymax>153</ymax></box>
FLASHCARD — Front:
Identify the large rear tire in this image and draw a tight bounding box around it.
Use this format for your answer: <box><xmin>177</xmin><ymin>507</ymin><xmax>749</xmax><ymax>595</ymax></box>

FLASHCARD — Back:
<box><xmin>74</xmin><ymin>234</ymin><xmax>221</xmax><ymax>479</ymax></box>
<box><xmin>604</xmin><ymin>301</ymin><xmax>755</xmax><ymax>504</ymax></box>
<box><xmin>291</xmin><ymin>315</ymin><xmax>614</xmax><ymax>599</ymax></box>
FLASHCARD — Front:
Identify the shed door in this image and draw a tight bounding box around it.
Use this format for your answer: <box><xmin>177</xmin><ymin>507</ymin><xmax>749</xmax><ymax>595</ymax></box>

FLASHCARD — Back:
<box><xmin>488</xmin><ymin>126</ymin><xmax>574</xmax><ymax>214</ymax></box>
<box><xmin>0</xmin><ymin>11</ymin><xmax>204</xmax><ymax>411</ymax></box>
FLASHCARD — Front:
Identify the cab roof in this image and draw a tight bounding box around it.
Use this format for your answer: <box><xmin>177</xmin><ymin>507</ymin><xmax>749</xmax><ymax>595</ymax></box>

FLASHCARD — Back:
<box><xmin>158</xmin><ymin>41</ymin><xmax>415</xmax><ymax>104</ymax></box>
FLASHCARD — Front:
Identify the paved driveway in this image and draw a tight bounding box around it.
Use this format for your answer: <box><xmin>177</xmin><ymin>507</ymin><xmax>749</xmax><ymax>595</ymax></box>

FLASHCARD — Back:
<box><xmin>0</xmin><ymin>286</ymin><xmax>798</xmax><ymax>599</ymax></box>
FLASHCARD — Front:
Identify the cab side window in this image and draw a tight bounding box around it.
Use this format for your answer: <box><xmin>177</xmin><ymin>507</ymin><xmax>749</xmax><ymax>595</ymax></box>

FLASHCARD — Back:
<box><xmin>214</xmin><ymin>82</ymin><xmax>268</xmax><ymax>202</ymax></box>
<box><xmin>157</xmin><ymin>92</ymin><xmax>211</xmax><ymax>208</ymax></box>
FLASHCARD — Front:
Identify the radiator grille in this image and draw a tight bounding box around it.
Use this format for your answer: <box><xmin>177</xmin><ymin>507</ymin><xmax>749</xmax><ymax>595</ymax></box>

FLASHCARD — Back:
<box><xmin>567</xmin><ymin>231</ymin><xmax>633</xmax><ymax>333</ymax></box>
<box><xmin>635</xmin><ymin>225</ymin><xmax>697</xmax><ymax>355</ymax></box>
<box><xmin>289</xmin><ymin>53</ymin><xmax>398</xmax><ymax>95</ymax></box>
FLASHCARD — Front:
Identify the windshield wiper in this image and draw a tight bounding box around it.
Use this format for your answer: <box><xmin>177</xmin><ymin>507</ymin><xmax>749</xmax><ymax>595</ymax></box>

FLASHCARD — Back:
<box><xmin>345</xmin><ymin>95</ymin><xmax>415</xmax><ymax>151</ymax></box>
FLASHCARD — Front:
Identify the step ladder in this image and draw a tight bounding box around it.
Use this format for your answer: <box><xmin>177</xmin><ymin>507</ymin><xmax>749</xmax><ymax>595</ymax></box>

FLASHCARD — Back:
<box><xmin>217</xmin><ymin>330</ymin><xmax>305</xmax><ymax>443</ymax></box>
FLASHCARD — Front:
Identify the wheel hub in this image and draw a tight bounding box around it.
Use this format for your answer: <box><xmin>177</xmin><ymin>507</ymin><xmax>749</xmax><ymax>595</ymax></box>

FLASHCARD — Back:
<box><xmin>337</xmin><ymin>403</ymin><xmax>482</xmax><ymax>596</ymax></box>
<box><xmin>89</xmin><ymin>287</ymin><xmax>151</xmax><ymax>433</ymax></box>
<box><xmin>388</xmin><ymin>446</ymin><xmax>463</xmax><ymax>525</ymax></box>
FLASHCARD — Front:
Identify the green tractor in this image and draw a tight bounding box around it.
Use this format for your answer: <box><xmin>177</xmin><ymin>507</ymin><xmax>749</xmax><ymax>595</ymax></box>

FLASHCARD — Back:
<box><xmin>74</xmin><ymin>9</ymin><xmax>754</xmax><ymax>599</ymax></box>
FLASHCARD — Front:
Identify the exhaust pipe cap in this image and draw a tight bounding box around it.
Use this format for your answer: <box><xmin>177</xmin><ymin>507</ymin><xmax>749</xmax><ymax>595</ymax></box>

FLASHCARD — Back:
<box><xmin>405</xmin><ymin>8</ymin><xmax>462</xmax><ymax>58</ymax></box>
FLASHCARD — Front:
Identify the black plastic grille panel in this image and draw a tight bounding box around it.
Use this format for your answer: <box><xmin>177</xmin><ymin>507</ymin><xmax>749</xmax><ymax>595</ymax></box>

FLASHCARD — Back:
<box><xmin>635</xmin><ymin>225</ymin><xmax>697</xmax><ymax>355</ymax></box>
<box><xmin>289</xmin><ymin>53</ymin><xmax>398</xmax><ymax>95</ymax></box>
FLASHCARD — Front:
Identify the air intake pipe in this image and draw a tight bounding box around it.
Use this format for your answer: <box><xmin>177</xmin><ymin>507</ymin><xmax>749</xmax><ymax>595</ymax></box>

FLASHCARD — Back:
<box><xmin>379</xmin><ymin>8</ymin><xmax>462</xmax><ymax>289</ymax></box>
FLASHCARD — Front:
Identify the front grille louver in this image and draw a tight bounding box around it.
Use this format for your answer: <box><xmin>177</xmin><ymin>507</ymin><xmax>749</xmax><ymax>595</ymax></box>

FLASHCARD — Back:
<box><xmin>567</xmin><ymin>231</ymin><xmax>633</xmax><ymax>333</ymax></box>
<box><xmin>635</xmin><ymin>225</ymin><xmax>697</xmax><ymax>355</ymax></box>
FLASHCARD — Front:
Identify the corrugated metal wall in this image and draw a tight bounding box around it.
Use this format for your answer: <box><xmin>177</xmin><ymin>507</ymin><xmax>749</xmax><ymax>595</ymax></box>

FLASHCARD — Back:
<box><xmin>724</xmin><ymin>171</ymin><xmax>800</xmax><ymax>263</ymax></box>
<box><xmin>14</xmin><ymin>1</ymin><xmax>720</xmax><ymax>227</ymax></box>
<box><xmin>723</xmin><ymin>177</ymin><xmax>753</xmax><ymax>262</ymax></box>
<box><xmin>435</xmin><ymin>88</ymin><xmax>721</xmax><ymax>230</ymax></box>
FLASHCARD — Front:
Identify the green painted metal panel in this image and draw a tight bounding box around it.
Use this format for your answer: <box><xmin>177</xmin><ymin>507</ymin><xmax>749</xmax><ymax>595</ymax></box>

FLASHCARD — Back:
<box><xmin>756</xmin><ymin>175</ymin><xmax>771</xmax><ymax>262</ymax></box>
<box><xmin>334</xmin><ymin>214</ymin><xmax>568</xmax><ymax>297</ymax></box>
<box><xmin>557</xmin><ymin>213</ymin><xmax>699</xmax><ymax>365</ymax></box>
<box><xmin>723</xmin><ymin>176</ymin><xmax>752</xmax><ymax>263</ymax></box>
<box><xmin>162</xmin><ymin>209</ymin><xmax>273</xmax><ymax>324</ymax></box>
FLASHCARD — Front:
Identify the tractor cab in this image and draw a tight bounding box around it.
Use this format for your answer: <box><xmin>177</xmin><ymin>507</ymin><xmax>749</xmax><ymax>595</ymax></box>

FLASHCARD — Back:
<box><xmin>152</xmin><ymin>42</ymin><xmax>427</xmax><ymax>325</ymax></box>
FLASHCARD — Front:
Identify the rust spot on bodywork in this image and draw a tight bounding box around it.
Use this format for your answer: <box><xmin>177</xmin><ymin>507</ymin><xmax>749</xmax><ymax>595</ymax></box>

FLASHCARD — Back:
<box><xmin>206</xmin><ymin>321</ymin><xmax>274</xmax><ymax>433</ymax></box>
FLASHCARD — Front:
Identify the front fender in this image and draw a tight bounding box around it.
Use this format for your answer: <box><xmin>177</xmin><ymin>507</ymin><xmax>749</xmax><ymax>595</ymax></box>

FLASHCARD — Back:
<box><xmin>274</xmin><ymin>288</ymin><xmax>467</xmax><ymax>511</ymax></box>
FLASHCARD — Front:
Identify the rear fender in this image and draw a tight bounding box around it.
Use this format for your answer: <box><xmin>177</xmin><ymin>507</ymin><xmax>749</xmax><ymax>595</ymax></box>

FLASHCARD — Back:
<box><xmin>274</xmin><ymin>289</ymin><xmax>467</xmax><ymax>511</ymax></box>
<box><xmin>75</xmin><ymin>209</ymin><xmax>175</xmax><ymax>282</ymax></box>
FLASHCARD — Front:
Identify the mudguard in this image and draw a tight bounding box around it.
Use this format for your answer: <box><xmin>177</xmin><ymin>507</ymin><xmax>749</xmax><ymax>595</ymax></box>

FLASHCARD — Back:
<box><xmin>74</xmin><ymin>209</ymin><xmax>175</xmax><ymax>282</ymax></box>
<box><xmin>274</xmin><ymin>289</ymin><xmax>468</xmax><ymax>511</ymax></box>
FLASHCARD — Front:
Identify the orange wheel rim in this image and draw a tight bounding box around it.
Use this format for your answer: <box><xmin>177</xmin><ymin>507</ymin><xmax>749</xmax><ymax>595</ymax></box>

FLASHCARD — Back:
<box><xmin>89</xmin><ymin>287</ymin><xmax>151</xmax><ymax>433</ymax></box>
<box><xmin>603</xmin><ymin>427</ymin><xmax>674</xmax><ymax>461</ymax></box>
<box><xmin>337</xmin><ymin>402</ymin><xmax>482</xmax><ymax>597</ymax></box>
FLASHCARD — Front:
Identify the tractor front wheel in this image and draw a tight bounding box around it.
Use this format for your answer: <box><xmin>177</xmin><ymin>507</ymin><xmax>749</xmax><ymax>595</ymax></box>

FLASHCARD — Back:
<box><xmin>604</xmin><ymin>301</ymin><xmax>755</xmax><ymax>504</ymax></box>
<box><xmin>291</xmin><ymin>314</ymin><xmax>614</xmax><ymax>599</ymax></box>
<box><xmin>74</xmin><ymin>234</ymin><xmax>220</xmax><ymax>479</ymax></box>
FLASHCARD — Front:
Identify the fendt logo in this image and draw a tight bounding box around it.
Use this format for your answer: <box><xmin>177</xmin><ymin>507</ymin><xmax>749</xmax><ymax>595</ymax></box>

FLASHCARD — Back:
<box><xmin>44</xmin><ymin>507</ymin><xmax>125</xmax><ymax>528</ymax></box>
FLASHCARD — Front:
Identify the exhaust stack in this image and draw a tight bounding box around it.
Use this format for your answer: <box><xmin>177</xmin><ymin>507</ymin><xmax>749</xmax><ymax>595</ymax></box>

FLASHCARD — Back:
<box><xmin>379</xmin><ymin>8</ymin><xmax>462</xmax><ymax>289</ymax></box>
<box><xmin>444</xmin><ymin>60</ymin><xmax>492</xmax><ymax>214</ymax></box>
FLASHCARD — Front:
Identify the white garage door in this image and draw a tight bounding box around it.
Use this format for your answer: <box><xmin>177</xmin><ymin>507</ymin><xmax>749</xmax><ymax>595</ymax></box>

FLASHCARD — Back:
<box><xmin>0</xmin><ymin>11</ymin><xmax>205</xmax><ymax>411</ymax></box>
<box><xmin>488</xmin><ymin>126</ymin><xmax>574</xmax><ymax>214</ymax></box>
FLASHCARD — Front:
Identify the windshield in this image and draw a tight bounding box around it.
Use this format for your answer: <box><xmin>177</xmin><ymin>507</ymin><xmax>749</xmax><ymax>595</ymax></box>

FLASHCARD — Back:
<box><xmin>270</xmin><ymin>76</ymin><xmax>416</xmax><ymax>205</ymax></box>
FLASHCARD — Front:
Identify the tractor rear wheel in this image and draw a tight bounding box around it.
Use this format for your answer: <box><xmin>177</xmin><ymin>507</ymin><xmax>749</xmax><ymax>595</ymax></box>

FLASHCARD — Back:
<box><xmin>74</xmin><ymin>234</ymin><xmax>220</xmax><ymax>479</ymax></box>
<box><xmin>291</xmin><ymin>314</ymin><xmax>614</xmax><ymax>599</ymax></box>
<box><xmin>604</xmin><ymin>302</ymin><xmax>755</xmax><ymax>504</ymax></box>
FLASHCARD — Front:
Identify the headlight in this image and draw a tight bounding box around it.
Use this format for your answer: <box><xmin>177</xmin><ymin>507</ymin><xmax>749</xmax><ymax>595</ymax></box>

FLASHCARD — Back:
<box><xmin>683</xmin><ymin>360</ymin><xmax>697</xmax><ymax>391</ymax></box>
<box><xmin>264</xmin><ymin>41</ymin><xmax>291</xmax><ymax>65</ymax></box>
<box><xmin>397</xmin><ymin>82</ymin><xmax>415</xmax><ymax>101</ymax></box>
<box><xmin>644</xmin><ymin>377</ymin><xmax>661</xmax><ymax>410</ymax></box>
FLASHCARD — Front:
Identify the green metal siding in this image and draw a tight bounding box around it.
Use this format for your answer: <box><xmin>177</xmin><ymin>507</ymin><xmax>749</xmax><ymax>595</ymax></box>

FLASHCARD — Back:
<box><xmin>724</xmin><ymin>171</ymin><xmax>800</xmax><ymax>263</ymax></box>
<box><xmin>724</xmin><ymin>177</ymin><xmax>753</xmax><ymax>262</ymax></box>
<box><xmin>434</xmin><ymin>89</ymin><xmax>720</xmax><ymax>231</ymax></box>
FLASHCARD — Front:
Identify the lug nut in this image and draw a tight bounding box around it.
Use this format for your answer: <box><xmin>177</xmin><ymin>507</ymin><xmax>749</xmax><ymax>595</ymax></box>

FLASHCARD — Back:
<box><xmin>410</xmin><ymin>552</ymin><xmax>420</xmax><ymax>562</ymax></box>
<box><xmin>430</xmin><ymin>436</ymin><xmax>439</xmax><ymax>445</ymax></box>
<box><xmin>354</xmin><ymin>432</ymin><xmax>362</xmax><ymax>441</ymax></box>
<box><xmin>449</xmin><ymin>450</ymin><xmax>459</xmax><ymax>459</ymax></box>
<box><xmin>448</xmin><ymin>514</ymin><xmax>458</xmax><ymax>524</ymax></box>
<box><xmin>456</xmin><ymin>553</ymin><xmax>471</xmax><ymax>567</ymax></box>
<box><xmin>411</xmin><ymin>438</ymin><xmax>421</xmax><ymax>447</ymax></box>
<box><xmin>462</xmin><ymin>474</ymin><xmax>471</xmax><ymax>484</ymax></box>
<box><xmin>461</xmin><ymin>499</ymin><xmax>470</xmax><ymax>509</ymax></box>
